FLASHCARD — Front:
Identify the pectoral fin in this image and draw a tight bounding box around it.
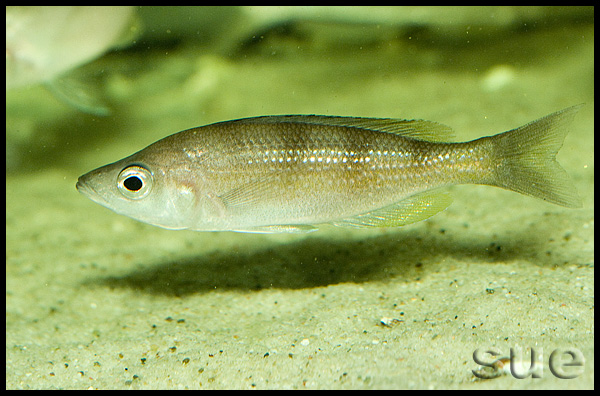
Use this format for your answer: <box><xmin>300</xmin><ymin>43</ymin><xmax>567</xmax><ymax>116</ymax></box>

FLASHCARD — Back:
<box><xmin>219</xmin><ymin>176</ymin><xmax>283</xmax><ymax>209</ymax></box>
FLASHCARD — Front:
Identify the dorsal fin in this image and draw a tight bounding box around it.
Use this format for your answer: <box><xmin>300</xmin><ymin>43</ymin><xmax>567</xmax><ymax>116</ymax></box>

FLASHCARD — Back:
<box><xmin>230</xmin><ymin>115</ymin><xmax>455</xmax><ymax>142</ymax></box>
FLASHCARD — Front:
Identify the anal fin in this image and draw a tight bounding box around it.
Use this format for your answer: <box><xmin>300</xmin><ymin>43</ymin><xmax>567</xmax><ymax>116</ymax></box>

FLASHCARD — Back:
<box><xmin>332</xmin><ymin>190</ymin><xmax>452</xmax><ymax>228</ymax></box>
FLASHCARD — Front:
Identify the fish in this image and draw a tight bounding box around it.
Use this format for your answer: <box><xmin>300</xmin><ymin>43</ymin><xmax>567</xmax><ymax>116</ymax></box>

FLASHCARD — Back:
<box><xmin>6</xmin><ymin>6</ymin><xmax>138</xmax><ymax>115</ymax></box>
<box><xmin>76</xmin><ymin>106</ymin><xmax>583</xmax><ymax>233</ymax></box>
<box><xmin>6</xmin><ymin>6</ymin><xmax>136</xmax><ymax>90</ymax></box>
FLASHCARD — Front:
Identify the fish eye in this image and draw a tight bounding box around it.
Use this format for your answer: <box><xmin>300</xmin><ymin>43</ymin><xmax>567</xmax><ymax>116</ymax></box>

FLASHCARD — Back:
<box><xmin>117</xmin><ymin>165</ymin><xmax>153</xmax><ymax>200</ymax></box>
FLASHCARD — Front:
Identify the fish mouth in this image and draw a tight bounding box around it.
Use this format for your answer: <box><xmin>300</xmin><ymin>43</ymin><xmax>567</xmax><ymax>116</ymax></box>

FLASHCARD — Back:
<box><xmin>76</xmin><ymin>177</ymin><xmax>110</xmax><ymax>206</ymax></box>
<box><xmin>75</xmin><ymin>178</ymin><xmax>92</xmax><ymax>196</ymax></box>
<box><xmin>75</xmin><ymin>179</ymin><xmax>85</xmax><ymax>192</ymax></box>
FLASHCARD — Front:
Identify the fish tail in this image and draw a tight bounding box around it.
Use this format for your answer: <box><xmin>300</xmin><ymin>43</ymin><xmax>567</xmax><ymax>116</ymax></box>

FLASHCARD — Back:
<box><xmin>488</xmin><ymin>105</ymin><xmax>583</xmax><ymax>208</ymax></box>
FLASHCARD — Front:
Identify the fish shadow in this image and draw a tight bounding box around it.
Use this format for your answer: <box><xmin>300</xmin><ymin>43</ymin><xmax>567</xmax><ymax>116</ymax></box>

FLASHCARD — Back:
<box><xmin>89</xmin><ymin>225</ymin><xmax>555</xmax><ymax>296</ymax></box>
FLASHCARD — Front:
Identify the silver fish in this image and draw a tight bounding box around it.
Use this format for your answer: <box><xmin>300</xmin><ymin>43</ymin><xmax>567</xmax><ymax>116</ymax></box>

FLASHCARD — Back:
<box><xmin>6</xmin><ymin>6</ymin><xmax>136</xmax><ymax>89</ymax></box>
<box><xmin>76</xmin><ymin>106</ymin><xmax>583</xmax><ymax>233</ymax></box>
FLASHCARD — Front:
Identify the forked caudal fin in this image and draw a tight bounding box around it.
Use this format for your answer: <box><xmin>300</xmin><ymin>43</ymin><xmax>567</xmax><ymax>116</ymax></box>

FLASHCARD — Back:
<box><xmin>489</xmin><ymin>105</ymin><xmax>583</xmax><ymax>208</ymax></box>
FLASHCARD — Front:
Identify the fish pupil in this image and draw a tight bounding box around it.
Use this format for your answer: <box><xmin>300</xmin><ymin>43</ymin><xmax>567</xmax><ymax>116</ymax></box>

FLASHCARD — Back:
<box><xmin>124</xmin><ymin>176</ymin><xmax>143</xmax><ymax>192</ymax></box>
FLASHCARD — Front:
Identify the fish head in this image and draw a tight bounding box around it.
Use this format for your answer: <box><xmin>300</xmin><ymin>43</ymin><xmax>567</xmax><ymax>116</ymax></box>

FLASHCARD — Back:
<box><xmin>76</xmin><ymin>151</ymin><xmax>205</xmax><ymax>230</ymax></box>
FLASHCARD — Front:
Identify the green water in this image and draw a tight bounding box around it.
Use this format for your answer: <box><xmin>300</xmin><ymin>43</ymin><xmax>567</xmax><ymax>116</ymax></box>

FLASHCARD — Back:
<box><xmin>6</xmin><ymin>7</ymin><xmax>594</xmax><ymax>389</ymax></box>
